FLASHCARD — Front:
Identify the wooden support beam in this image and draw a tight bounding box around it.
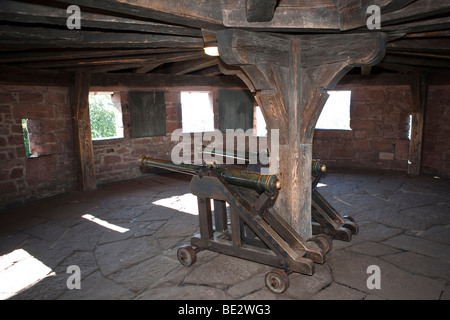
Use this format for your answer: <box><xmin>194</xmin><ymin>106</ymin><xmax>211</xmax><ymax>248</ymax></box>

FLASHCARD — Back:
<box><xmin>338</xmin><ymin>0</ymin><xmax>417</xmax><ymax>30</ymax></box>
<box><xmin>0</xmin><ymin>48</ymin><xmax>199</xmax><ymax>64</ymax></box>
<box><xmin>89</xmin><ymin>73</ymin><xmax>247</xmax><ymax>91</ymax></box>
<box><xmin>382</xmin><ymin>54</ymin><xmax>450</xmax><ymax>69</ymax></box>
<box><xmin>408</xmin><ymin>73</ymin><xmax>428</xmax><ymax>176</ymax></box>
<box><xmin>382</xmin><ymin>0</ymin><xmax>450</xmax><ymax>26</ymax></box>
<box><xmin>0</xmin><ymin>65</ymin><xmax>74</xmax><ymax>86</ymax></box>
<box><xmin>217</xmin><ymin>29</ymin><xmax>386</xmax><ymax>238</ymax></box>
<box><xmin>0</xmin><ymin>25</ymin><xmax>203</xmax><ymax>49</ymax></box>
<box><xmin>71</xmin><ymin>72</ymin><xmax>96</xmax><ymax>191</ymax></box>
<box><xmin>222</xmin><ymin>0</ymin><xmax>339</xmax><ymax>30</ymax></box>
<box><xmin>387</xmin><ymin>38</ymin><xmax>450</xmax><ymax>54</ymax></box>
<box><xmin>171</xmin><ymin>57</ymin><xmax>219</xmax><ymax>75</ymax></box>
<box><xmin>52</xmin><ymin>0</ymin><xmax>223</xmax><ymax>30</ymax></box>
<box><xmin>15</xmin><ymin>51</ymin><xmax>202</xmax><ymax>69</ymax></box>
<box><xmin>0</xmin><ymin>0</ymin><xmax>202</xmax><ymax>37</ymax></box>
<box><xmin>383</xmin><ymin>16</ymin><xmax>450</xmax><ymax>34</ymax></box>
<box><xmin>246</xmin><ymin>0</ymin><xmax>277</xmax><ymax>22</ymax></box>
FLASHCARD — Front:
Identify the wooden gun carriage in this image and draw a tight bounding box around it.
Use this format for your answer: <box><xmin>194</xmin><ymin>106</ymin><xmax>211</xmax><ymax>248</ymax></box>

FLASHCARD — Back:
<box><xmin>139</xmin><ymin>155</ymin><xmax>357</xmax><ymax>293</ymax></box>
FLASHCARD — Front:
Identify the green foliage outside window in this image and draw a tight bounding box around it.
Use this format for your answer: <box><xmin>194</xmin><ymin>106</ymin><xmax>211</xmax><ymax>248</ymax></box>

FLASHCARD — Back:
<box><xmin>22</xmin><ymin>119</ymin><xmax>32</xmax><ymax>158</ymax></box>
<box><xmin>89</xmin><ymin>93</ymin><xmax>117</xmax><ymax>140</ymax></box>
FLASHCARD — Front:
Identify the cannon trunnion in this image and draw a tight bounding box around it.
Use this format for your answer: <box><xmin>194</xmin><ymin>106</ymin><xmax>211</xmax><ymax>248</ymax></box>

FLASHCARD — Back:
<box><xmin>139</xmin><ymin>156</ymin><xmax>357</xmax><ymax>293</ymax></box>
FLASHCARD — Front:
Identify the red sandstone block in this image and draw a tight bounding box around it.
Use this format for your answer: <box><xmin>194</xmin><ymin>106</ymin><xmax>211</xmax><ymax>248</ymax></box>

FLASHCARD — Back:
<box><xmin>351</xmin><ymin>89</ymin><xmax>384</xmax><ymax>103</ymax></box>
<box><xmin>373</xmin><ymin>138</ymin><xmax>395</xmax><ymax>151</ymax></box>
<box><xmin>164</xmin><ymin>91</ymin><xmax>180</xmax><ymax>103</ymax></box>
<box><xmin>0</xmin><ymin>105</ymin><xmax>12</xmax><ymax>115</ymax></box>
<box><xmin>166</xmin><ymin>106</ymin><xmax>180</xmax><ymax>122</ymax></box>
<box><xmin>0</xmin><ymin>92</ymin><xmax>17</xmax><ymax>104</ymax></box>
<box><xmin>25</xmin><ymin>155</ymin><xmax>57</xmax><ymax>186</ymax></box>
<box><xmin>354</xmin><ymin>139</ymin><xmax>371</xmax><ymax>150</ymax></box>
<box><xmin>29</xmin><ymin>133</ymin><xmax>57</xmax><ymax>144</ymax></box>
<box><xmin>7</xmin><ymin>135</ymin><xmax>25</xmax><ymax>147</ymax></box>
<box><xmin>45</xmin><ymin>93</ymin><xmax>66</xmax><ymax>105</ymax></box>
<box><xmin>103</xmin><ymin>155</ymin><xmax>121</xmax><ymax>164</ymax></box>
<box><xmin>26</xmin><ymin>119</ymin><xmax>64</xmax><ymax>134</ymax></box>
<box><xmin>10</xmin><ymin>167</ymin><xmax>23</xmax><ymax>179</ymax></box>
<box><xmin>19</xmin><ymin>92</ymin><xmax>44</xmax><ymax>103</ymax></box>
<box><xmin>395</xmin><ymin>140</ymin><xmax>410</xmax><ymax>161</ymax></box>
<box><xmin>0</xmin><ymin>137</ymin><xmax>8</xmax><ymax>147</ymax></box>
<box><xmin>30</xmin><ymin>143</ymin><xmax>62</xmax><ymax>156</ymax></box>
<box><xmin>13</xmin><ymin>104</ymin><xmax>54</xmax><ymax>119</ymax></box>
<box><xmin>0</xmin><ymin>181</ymin><xmax>17</xmax><ymax>194</ymax></box>
<box><xmin>57</xmin><ymin>132</ymin><xmax>70</xmax><ymax>143</ymax></box>
<box><xmin>166</xmin><ymin>121</ymin><xmax>180</xmax><ymax>134</ymax></box>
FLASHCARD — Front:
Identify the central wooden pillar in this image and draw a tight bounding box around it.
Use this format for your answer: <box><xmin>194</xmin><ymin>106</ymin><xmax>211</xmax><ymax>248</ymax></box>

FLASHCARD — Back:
<box><xmin>218</xmin><ymin>30</ymin><xmax>386</xmax><ymax>238</ymax></box>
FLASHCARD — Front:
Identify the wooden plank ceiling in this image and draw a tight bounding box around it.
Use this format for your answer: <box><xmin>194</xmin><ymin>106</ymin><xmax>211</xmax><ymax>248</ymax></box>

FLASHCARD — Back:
<box><xmin>0</xmin><ymin>0</ymin><xmax>449</xmax><ymax>78</ymax></box>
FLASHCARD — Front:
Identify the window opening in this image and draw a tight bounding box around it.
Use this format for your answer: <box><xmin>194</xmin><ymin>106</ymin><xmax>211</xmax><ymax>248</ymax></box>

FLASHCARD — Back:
<box><xmin>21</xmin><ymin>119</ymin><xmax>34</xmax><ymax>158</ymax></box>
<box><xmin>181</xmin><ymin>91</ymin><xmax>214</xmax><ymax>133</ymax></box>
<box><xmin>315</xmin><ymin>91</ymin><xmax>352</xmax><ymax>130</ymax></box>
<box><xmin>254</xmin><ymin>106</ymin><xmax>267</xmax><ymax>137</ymax></box>
<box><xmin>408</xmin><ymin>114</ymin><xmax>412</xmax><ymax>141</ymax></box>
<box><xmin>89</xmin><ymin>92</ymin><xmax>123</xmax><ymax>140</ymax></box>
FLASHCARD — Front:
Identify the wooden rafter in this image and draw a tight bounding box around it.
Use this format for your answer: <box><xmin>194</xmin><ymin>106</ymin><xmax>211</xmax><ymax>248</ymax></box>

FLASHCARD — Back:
<box><xmin>51</xmin><ymin>0</ymin><xmax>223</xmax><ymax>30</ymax></box>
<box><xmin>0</xmin><ymin>0</ymin><xmax>202</xmax><ymax>37</ymax></box>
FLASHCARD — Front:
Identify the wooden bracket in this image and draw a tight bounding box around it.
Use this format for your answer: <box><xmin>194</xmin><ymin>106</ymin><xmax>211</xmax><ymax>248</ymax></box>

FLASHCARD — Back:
<box><xmin>217</xmin><ymin>29</ymin><xmax>386</xmax><ymax>239</ymax></box>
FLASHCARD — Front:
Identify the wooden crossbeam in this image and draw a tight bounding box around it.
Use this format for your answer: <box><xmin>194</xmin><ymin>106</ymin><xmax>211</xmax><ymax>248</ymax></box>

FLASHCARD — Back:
<box><xmin>15</xmin><ymin>51</ymin><xmax>204</xmax><ymax>69</ymax></box>
<box><xmin>0</xmin><ymin>0</ymin><xmax>202</xmax><ymax>37</ymax></box>
<box><xmin>0</xmin><ymin>48</ymin><xmax>198</xmax><ymax>64</ymax></box>
<box><xmin>246</xmin><ymin>0</ymin><xmax>277</xmax><ymax>22</ymax></box>
<box><xmin>0</xmin><ymin>25</ymin><xmax>203</xmax><ymax>49</ymax></box>
<box><xmin>172</xmin><ymin>57</ymin><xmax>219</xmax><ymax>75</ymax></box>
<box><xmin>52</xmin><ymin>0</ymin><xmax>223</xmax><ymax>30</ymax></box>
<box><xmin>382</xmin><ymin>0</ymin><xmax>450</xmax><ymax>26</ymax></box>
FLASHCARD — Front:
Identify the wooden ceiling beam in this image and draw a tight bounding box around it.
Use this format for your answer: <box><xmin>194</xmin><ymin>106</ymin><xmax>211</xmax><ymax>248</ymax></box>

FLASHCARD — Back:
<box><xmin>0</xmin><ymin>48</ymin><xmax>199</xmax><ymax>64</ymax></box>
<box><xmin>14</xmin><ymin>51</ymin><xmax>205</xmax><ymax>69</ymax></box>
<box><xmin>338</xmin><ymin>0</ymin><xmax>417</xmax><ymax>31</ymax></box>
<box><xmin>52</xmin><ymin>0</ymin><xmax>223</xmax><ymax>30</ymax></box>
<box><xmin>89</xmin><ymin>73</ymin><xmax>247</xmax><ymax>90</ymax></box>
<box><xmin>381</xmin><ymin>0</ymin><xmax>450</xmax><ymax>26</ymax></box>
<box><xmin>0</xmin><ymin>25</ymin><xmax>204</xmax><ymax>49</ymax></box>
<box><xmin>222</xmin><ymin>0</ymin><xmax>339</xmax><ymax>30</ymax></box>
<box><xmin>0</xmin><ymin>0</ymin><xmax>202</xmax><ymax>37</ymax></box>
<box><xmin>387</xmin><ymin>38</ymin><xmax>450</xmax><ymax>54</ymax></box>
<box><xmin>172</xmin><ymin>57</ymin><xmax>219</xmax><ymax>75</ymax></box>
<box><xmin>383</xmin><ymin>16</ymin><xmax>450</xmax><ymax>34</ymax></box>
<box><xmin>246</xmin><ymin>0</ymin><xmax>277</xmax><ymax>22</ymax></box>
<box><xmin>382</xmin><ymin>53</ymin><xmax>450</xmax><ymax>69</ymax></box>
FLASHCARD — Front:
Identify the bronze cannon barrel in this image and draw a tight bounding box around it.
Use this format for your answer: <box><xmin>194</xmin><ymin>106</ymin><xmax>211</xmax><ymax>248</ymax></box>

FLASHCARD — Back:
<box><xmin>139</xmin><ymin>155</ymin><xmax>281</xmax><ymax>193</ymax></box>
<box><xmin>201</xmin><ymin>146</ymin><xmax>326</xmax><ymax>176</ymax></box>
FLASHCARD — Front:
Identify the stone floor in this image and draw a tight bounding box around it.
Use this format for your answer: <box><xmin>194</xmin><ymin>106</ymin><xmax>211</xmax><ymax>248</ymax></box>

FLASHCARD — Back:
<box><xmin>0</xmin><ymin>169</ymin><xmax>449</xmax><ymax>300</ymax></box>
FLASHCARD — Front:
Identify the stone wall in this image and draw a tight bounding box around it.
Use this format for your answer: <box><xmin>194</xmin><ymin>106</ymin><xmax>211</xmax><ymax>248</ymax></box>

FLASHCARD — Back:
<box><xmin>0</xmin><ymin>85</ymin><xmax>77</xmax><ymax>209</ymax></box>
<box><xmin>421</xmin><ymin>85</ymin><xmax>450</xmax><ymax>177</ymax></box>
<box><xmin>313</xmin><ymin>85</ymin><xmax>412</xmax><ymax>172</ymax></box>
<box><xmin>1</xmin><ymin>82</ymin><xmax>449</xmax><ymax>210</ymax></box>
<box><xmin>92</xmin><ymin>90</ymin><xmax>184</xmax><ymax>185</ymax></box>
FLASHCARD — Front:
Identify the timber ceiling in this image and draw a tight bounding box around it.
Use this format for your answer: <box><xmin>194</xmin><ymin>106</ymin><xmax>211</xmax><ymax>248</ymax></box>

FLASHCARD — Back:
<box><xmin>0</xmin><ymin>0</ymin><xmax>449</xmax><ymax>78</ymax></box>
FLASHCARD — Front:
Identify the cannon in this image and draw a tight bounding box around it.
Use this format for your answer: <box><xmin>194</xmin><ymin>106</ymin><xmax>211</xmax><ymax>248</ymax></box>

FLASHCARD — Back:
<box><xmin>139</xmin><ymin>155</ymin><xmax>357</xmax><ymax>293</ymax></box>
<box><xmin>139</xmin><ymin>155</ymin><xmax>281</xmax><ymax>194</ymax></box>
